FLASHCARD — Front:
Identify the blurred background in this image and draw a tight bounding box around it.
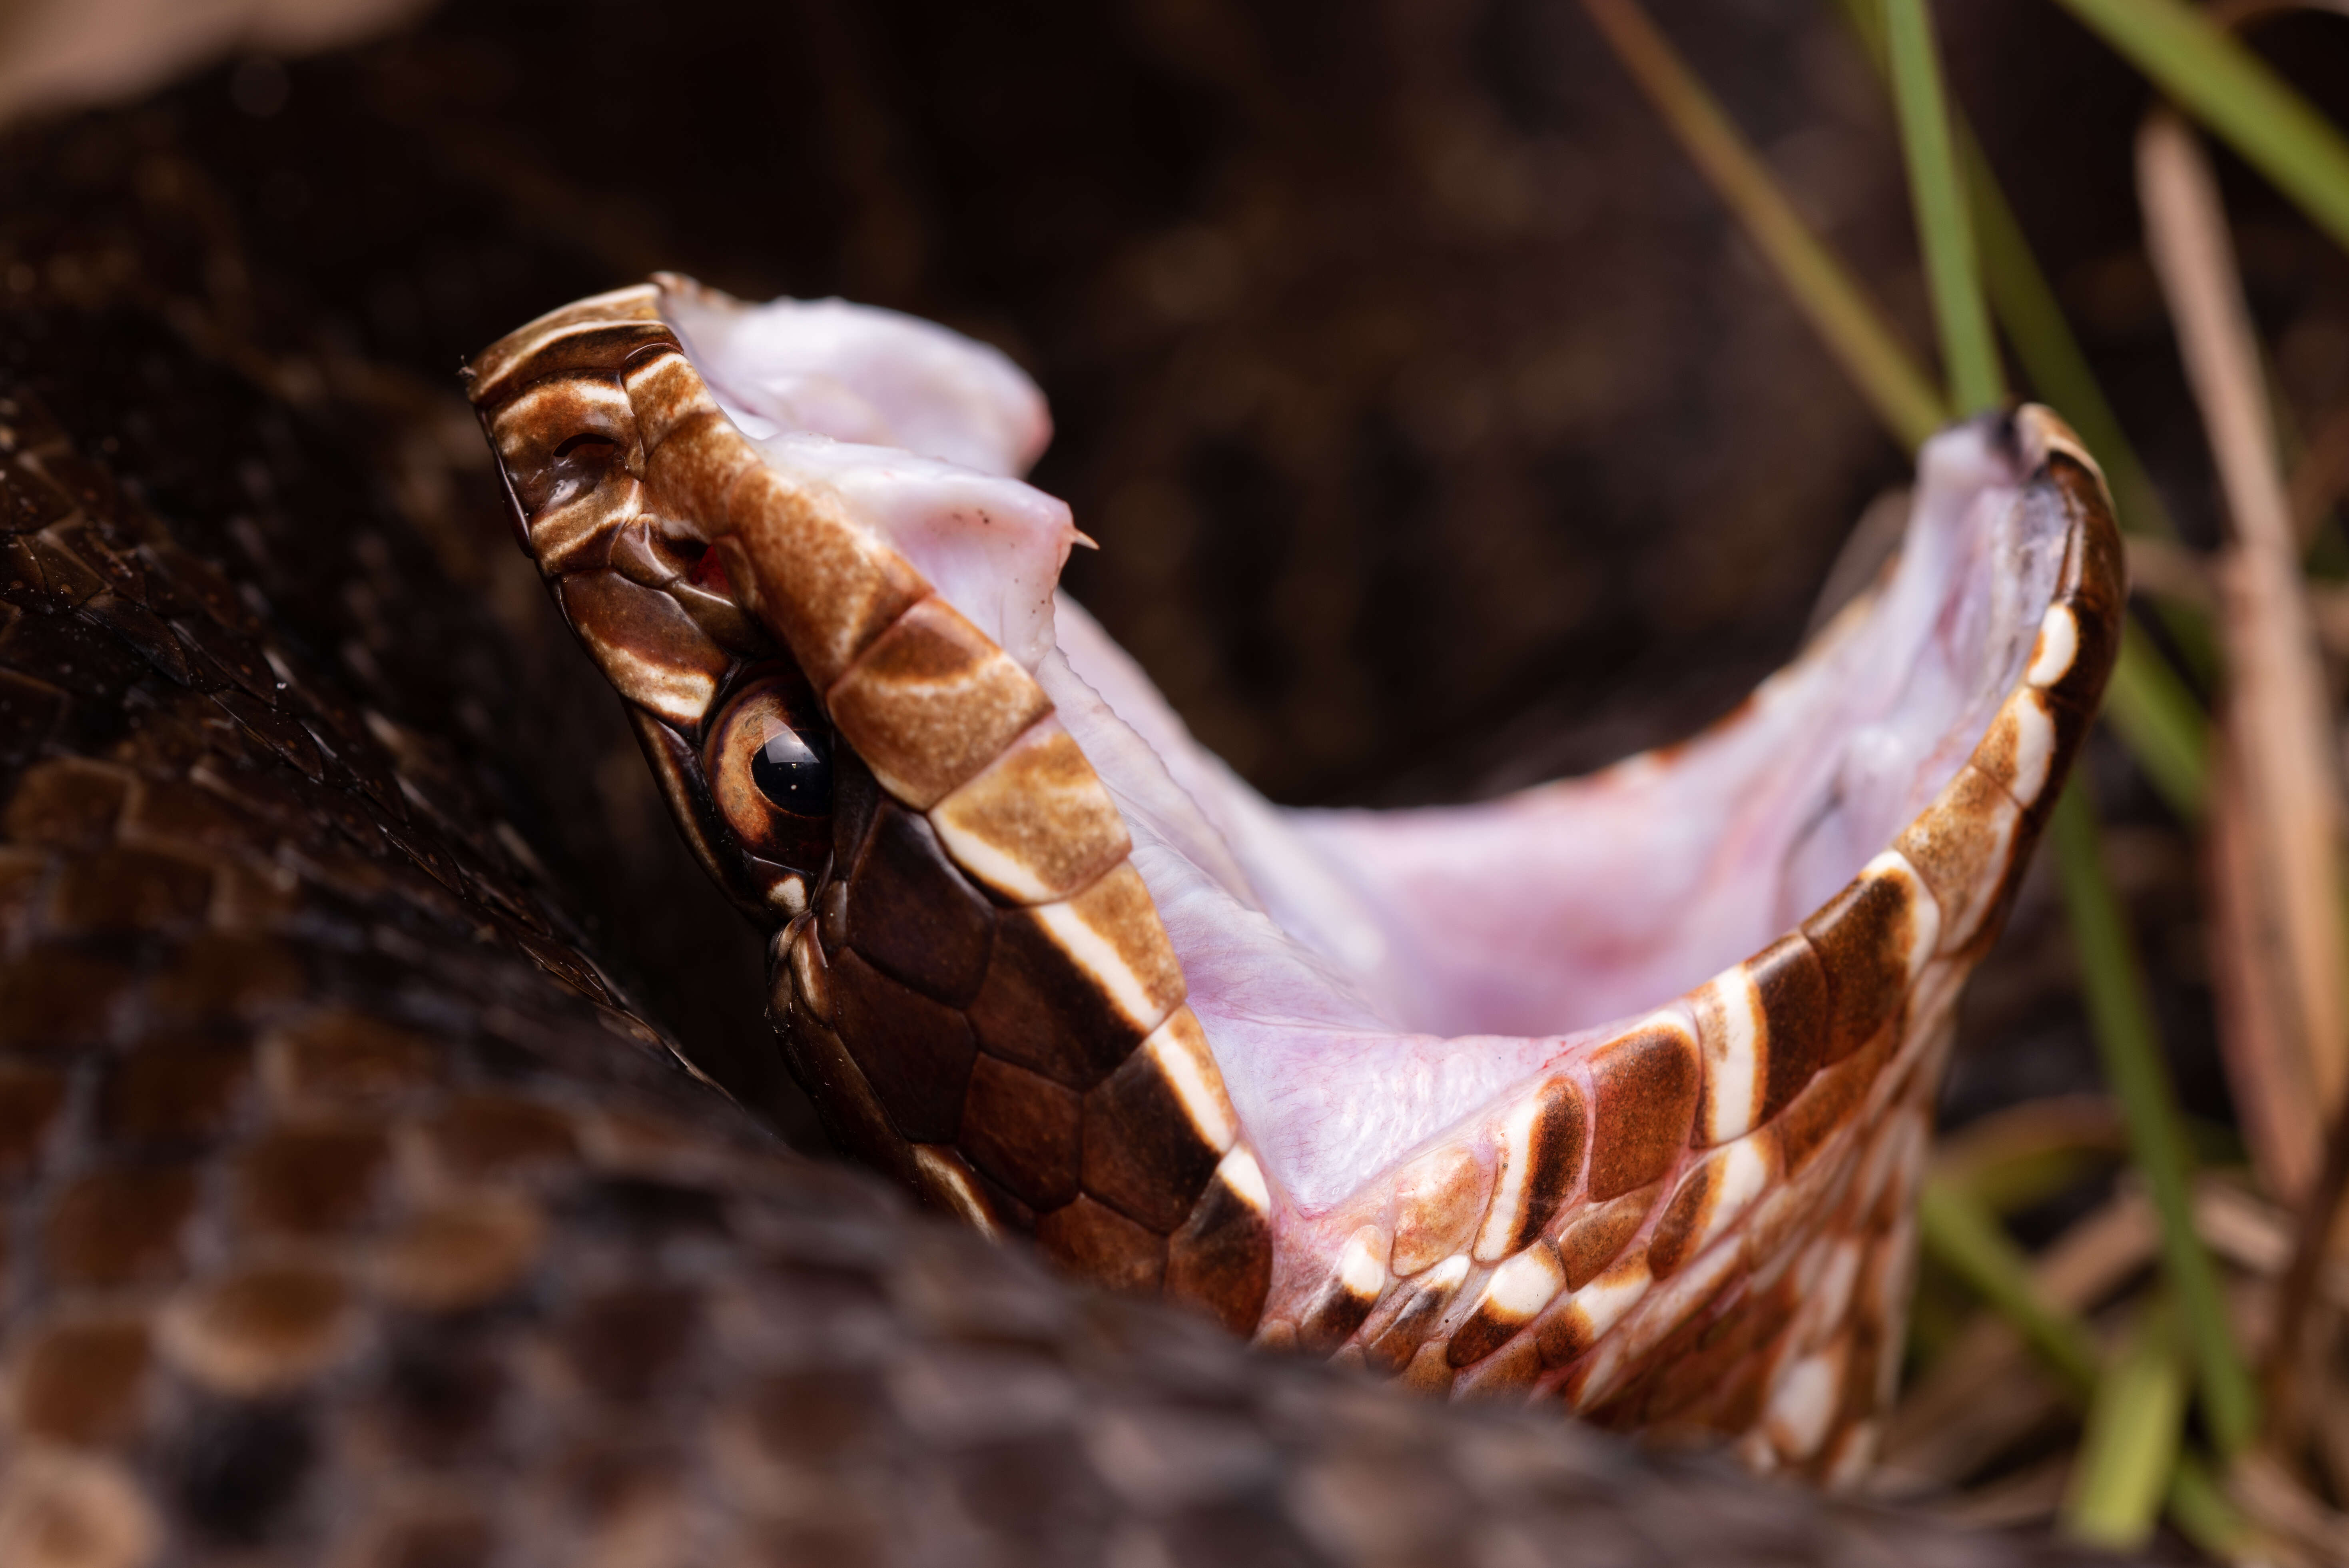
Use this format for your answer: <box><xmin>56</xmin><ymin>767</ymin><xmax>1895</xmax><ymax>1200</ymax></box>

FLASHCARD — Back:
<box><xmin>7</xmin><ymin>0</ymin><xmax>2349</xmax><ymax>1545</ymax></box>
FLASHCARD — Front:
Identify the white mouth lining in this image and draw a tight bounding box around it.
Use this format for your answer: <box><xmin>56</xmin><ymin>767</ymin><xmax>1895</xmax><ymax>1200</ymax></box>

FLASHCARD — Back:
<box><xmin>1047</xmin><ymin>422</ymin><xmax>2064</xmax><ymax>1211</ymax></box>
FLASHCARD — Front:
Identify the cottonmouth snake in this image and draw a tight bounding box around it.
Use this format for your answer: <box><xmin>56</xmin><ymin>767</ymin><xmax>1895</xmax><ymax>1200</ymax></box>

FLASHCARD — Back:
<box><xmin>0</xmin><ymin>171</ymin><xmax>2119</xmax><ymax>1568</ymax></box>
<box><xmin>467</xmin><ymin>275</ymin><xmax>2118</xmax><ymax>1455</ymax></box>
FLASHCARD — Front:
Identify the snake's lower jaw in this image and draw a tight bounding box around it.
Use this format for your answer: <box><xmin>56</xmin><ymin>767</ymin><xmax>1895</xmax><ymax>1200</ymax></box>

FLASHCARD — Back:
<box><xmin>469</xmin><ymin>279</ymin><xmax>2121</xmax><ymax>1479</ymax></box>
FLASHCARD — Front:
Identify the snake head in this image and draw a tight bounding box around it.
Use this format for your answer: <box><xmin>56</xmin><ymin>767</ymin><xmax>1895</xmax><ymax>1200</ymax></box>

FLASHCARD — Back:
<box><xmin>464</xmin><ymin>278</ymin><xmax>1073</xmax><ymax>924</ymax></box>
<box><xmin>467</xmin><ymin>277</ymin><xmax>2123</xmax><ymax>1476</ymax></box>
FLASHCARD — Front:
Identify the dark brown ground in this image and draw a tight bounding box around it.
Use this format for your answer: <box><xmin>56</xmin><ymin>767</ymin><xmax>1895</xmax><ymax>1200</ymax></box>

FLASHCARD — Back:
<box><xmin>18</xmin><ymin>0</ymin><xmax>2349</xmax><ymax>1184</ymax></box>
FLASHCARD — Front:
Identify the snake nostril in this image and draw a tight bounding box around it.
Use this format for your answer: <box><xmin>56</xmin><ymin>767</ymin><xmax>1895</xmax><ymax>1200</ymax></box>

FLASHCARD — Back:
<box><xmin>534</xmin><ymin>431</ymin><xmax>626</xmax><ymax>513</ymax></box>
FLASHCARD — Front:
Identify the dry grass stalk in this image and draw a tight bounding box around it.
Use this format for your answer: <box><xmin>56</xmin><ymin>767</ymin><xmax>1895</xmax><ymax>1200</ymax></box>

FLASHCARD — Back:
<box><xmin>2194</xmin><ymin>1176</ymin><xmax>2349</xmax><ymax>1299</ymax></box>
<box><xmin>2262</xmin><ymin>1090</ymin><xmax>2349</xmax><ymax>1450</ymax></box>
<box><xmin>1877</xmin><ymin>1192</ymin><xmax>2157</xmax><ymax>1494</ymax></box>
<box><xmin>1938</xmin><ymin>1452</ymin><xmax>2076</xmax><ymax>1530</ymax></box>
<box><xmin>2231</xmin><ymin>1450</ymin><xmax>2349</xmax><ymax>1564</ymax></box>
<box><xmin>2207</xmin><ymin>740</ymin><xmax>2329</xmax><ymax>1200</ymax></box>
<box><xmin>2305</xmin><ymin>583</ymin><xmax>2349</xmax><ymax>659</ymax></box>
<box><xmin>1931</xmin><ymin>1094</ymin><xmax>2131</xmax><ymax>1190</ymax></box>
<box><xmin>2140</xmin><ymin>109</ymin><xmax>2349</xmax><ymax>1201</ymax></box>
<box><xmin>2314</xmin><ymin>1364</ymin><xmax>2349</xmax><ymax>1503</ymax></box>
<box><xmin>1882</xmin><ymin>1168</ymin><xmax>2349</xmax><ymax>1514</ymax></box>
<box><xmin>2127</xmin><ymin>534</ymin><xmax>2219</xmax><ymax>610</ymax></box>
<box><xmin>1878</xmin><ymin>1355</ymin><xmax>2072</xmax><ymax>1502</ymax></box>
<box><xmin>2287</xmin><ymin>401</ymin><xmax>2349</xmax><ymax>545</ymax></box>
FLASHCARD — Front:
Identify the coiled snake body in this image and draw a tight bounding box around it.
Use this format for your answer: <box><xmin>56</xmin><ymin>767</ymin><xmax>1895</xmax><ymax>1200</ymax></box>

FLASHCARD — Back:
<box><xmin>0</xmin><ymin>253</ymin><xmax>2116</xmax><ymax>1560</ymax></box>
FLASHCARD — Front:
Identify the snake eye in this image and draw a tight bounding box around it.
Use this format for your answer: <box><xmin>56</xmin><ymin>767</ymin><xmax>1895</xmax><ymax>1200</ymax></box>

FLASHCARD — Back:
<box><xmin>751</xmin><ymin>728</ymin><xmax>828</xmax><ymax>813</ymax></box>
<box><xmin>706</xmin><ymin>672</ymin><xmax>832</xmax><ymax>879</ymax></box>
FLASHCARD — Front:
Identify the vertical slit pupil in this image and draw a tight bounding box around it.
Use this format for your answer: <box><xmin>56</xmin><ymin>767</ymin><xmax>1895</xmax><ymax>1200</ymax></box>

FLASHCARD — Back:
<box><xmin>750</xmin><ymin>724</ymin><xmax>831</xmax><ymax>814</ymax></box>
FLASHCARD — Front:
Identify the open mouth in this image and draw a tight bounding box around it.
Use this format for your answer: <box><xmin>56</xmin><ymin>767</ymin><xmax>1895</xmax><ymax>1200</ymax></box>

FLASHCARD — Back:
<box><xmin>467</xmin><ymin>276</ymin><xmax>2119</xmax><ymax>1479</ymax></box>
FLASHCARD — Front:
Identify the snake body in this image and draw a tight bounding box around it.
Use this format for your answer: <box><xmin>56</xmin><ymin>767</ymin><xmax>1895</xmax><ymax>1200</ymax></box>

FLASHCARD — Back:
<box><xmin>467</xmin><ymin>279</ymin><xmax>2120</xmax><ymax>1482</ymax></box>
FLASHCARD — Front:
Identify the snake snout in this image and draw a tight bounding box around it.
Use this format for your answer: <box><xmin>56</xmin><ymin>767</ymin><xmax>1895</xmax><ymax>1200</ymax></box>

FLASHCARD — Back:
<box><xmin>471</xmin><ymin>287</ymin><xmax>839</xmax><ymax>923</ymax></box>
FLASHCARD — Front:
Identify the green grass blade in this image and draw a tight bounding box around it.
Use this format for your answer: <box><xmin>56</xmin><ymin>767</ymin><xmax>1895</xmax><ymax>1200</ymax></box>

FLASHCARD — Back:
<box><xmin>1832</xmin><ymin>0</ymin><xmax>2183</xmax><ymax>539</ymax></box>
<box><xmin>2057</xmin><ymin>0</ymin><xmax>2349</xmax><ymax>255</ymax></box>
<box><xmin>1962</xmin><ymin>130</ymin><xmax>2179</xmax><ymax>540</ymax></box>
<box><xmin>2052</xmin><ymin>783</ymin><xmax>2259</xmax><ymax>1458</ymax></box>
<box><xmin>1578</xmin><ymin>0</ymin><xmax>1948</xmax><ymax>450</ymax></box>
<box><xmin>1920</xmin><ymin>1179</ymin><xmax>2255</xmax><ymax>1550</ymax></box>
<box><xmin>1830</xmin><ymin>0</ymin><xmax>2213</xmax><ymax>811</ymax></box>
<box><xmin>1918</xmin><ymin>1180</ymin><xmax>2100</xmax><ymax>1393</ymax></box>
<box><xmin>1882</xmin><ymin>0</ymin><xmax>2005</xmax><ymax>413</ymax></box>
<box><xmin>2062</xmin><ymin>1295</ymin><xmax>2187</xmax><ymax>1550</ymax></box>
<box><xmin>1873</xmin><ymin>0</ymin><xmax>2246</xmax><ymax>1450</ymax></box>
<box><xmin>1835</xmin><ymin>0</ymin><xmax>1889</xmax><ymax>58</ymax></box>
<box><xmin>2106</xmin><ymin>621</ymin><xmax>2211</xmax><ymax>821</ymax></box>
<box><xmin>2168</xmin><ymin>1452</ymin><xmax>2258</xmax><ymax>1559</ymax></box>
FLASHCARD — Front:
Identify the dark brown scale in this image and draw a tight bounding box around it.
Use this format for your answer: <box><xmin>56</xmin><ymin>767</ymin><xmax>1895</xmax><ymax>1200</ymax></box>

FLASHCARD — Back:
<box><xmin>1362</xmin><ymin>1269</ymin><xmax>1463</xmax><ymax>1373</ymax></box>
<box><xmin>101</xmin><ymin>1043</ymin><xmax>255</xmax><ymax>1153</ymax></box>
<box><xmin>1645</xmin><ymin>1139</ymin><xmax>1760</xmax><ymax>1279</ymax></box>
<box><xmin>1555</xmin><ymin>1181</ymin><xmax>1661</xmax><ymax>1291</ymax></box>
<box><xmin>1296</xmin><ymin>1268</ymin><xmax>1383</xmax><ymax>1356</ymax></box>
<box><xmin>46</xmin><ymin>1165</ymin><xmax>201</xmax><ymax>1287</ymax></box>
<box><xmin>1583</xmin><ymin>1020</ymin><xmax>1701</xmax><ymax>1201</ymax></box>
<box><xmin>0</xmin><ymin>1061</ymin><xmax>68</xmax><ymax>1175</ymax></box>
<box><xmin>230</xmin><ymin>1124</ymin><xmax>391</xmax><ymax>1238</ymax></box>
<box><xmin>1080</xmin><ymin>1038</ymin><xmax>1227</xmax><ymax>1234</ymax></box>
<box><xmin>1620</xmin><ymin>1298</ymin><xmax>1763</xmax><ymax>1430</ymax></box>
<box><xmin>829</xmin><ymin>948</ymin><xmax>980</xmax><ymax>1143</ymax></box>
<box><xmin>170</xmin><ymin>612</ymin><xmax>278</xmax><ymax>703</ymax></box>
<box><xmin>1802</xmin><ymin>872</ymin><xmax>1925</xmax><ymax>1065</ymax></box>
<box><xmin>2044</xmin><ymin>459</ymin><xmax>2127</xmax><ymax>716</ymax></box>
<box><xmin>3</xmin><ymin>600</ymin><xmax>149</xmax><ymax>701</ymax></box>
<box><xmin>967</xmin><ymin>902</ymin><xmax>1164</xmax><ymax>1089</ymax></box>
<box><xmin>215</xmin><ymin>690</ymin><xmax>327</xmax><ymax>778</ymax></box>
<box><xmin>1751</xmin><ymin>934</ymin><xmax>1831</xmax><ymax>1123</ymax></box>
<box><xmin>845</xmin><ymin>800</ymin><xmax>996</xmax><ymax>1004</ymax></box>
<box><xmin>1454</xmin><ymin>1331</ymin><xmax>1547</xmax><ymax>1400</ymax></box>
<box><xmin>1165</xmin><ymin>1165</ymin><xmax>1276</xmax><ymax>1334</ymax></box>
<box><xmin>959</xmin><ymin>1051</ymin><xmax>1083</xmax><ymax>1210</ymax></box>
<box><xmin>14</xmin><ymin>1317</ymin><xmax>153</xmax><ymax>1447</ymax></box>
<box><xmin>1034</xmin><ymin>1193</ymin><xmax>1168</xmax><ymax>1294</ymax></box>
<box><xmin>1486</xmin><ymin>1075</ymin><xmax>1587</xmax><ymax>1257</ymax></box>
<box><xmin>82</xmin><ymin>591</ymin><xmax>196</xmax><ymax>687</ymax></box>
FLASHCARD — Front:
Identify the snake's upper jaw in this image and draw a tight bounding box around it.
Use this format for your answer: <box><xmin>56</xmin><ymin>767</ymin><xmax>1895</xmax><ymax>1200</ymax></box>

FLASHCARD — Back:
<box><xmin>467</xmin><ymin>278</ymin><xmax>2120</xmax><ymax>1468</ymax></box>
<box><xmin>657</xmin><ymin>275</ymin><xmax>1053</xmax><ymax>480</ymax></box>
